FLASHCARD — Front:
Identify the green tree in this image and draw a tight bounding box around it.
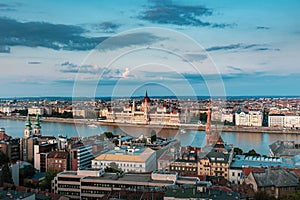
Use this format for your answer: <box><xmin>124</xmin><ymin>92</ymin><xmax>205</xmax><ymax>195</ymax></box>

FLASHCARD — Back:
<box><xmin>279</xmin><ymin>190</ymin><xmax>300</xmax><ymax>200</ymax></box>
<box><xmin>150</xmin><ymin>131</ymin><xmax>157</xmax><ymax>143</ymax></box>
<box><xmin>234</xmin><ymin>147</ymin><xmax>243</xmax><ymax>155</ymax></box>
<box><xmin>40</xmin><ymin>170</ymin><xmax>57</xmax><ymax>191</ymax></box>
<box><xmin>0</xmin><ymin>151</ymin><xmax>9</xmax><ymax>164</ymax></box>
<box><xmin>244</xmin><ymin>149</ymin><xmax>261</xmax><ymax>157</ymax></box>
<box><xmin>199</xmin><ymin>112</ymin><xmax>207</xmax><ymax>122</ymax></box>
<box><xmin>2</xmin><ymin>163</ymin><xmax>13</xmax><ymax>184</ymax></box>
<box><xmin>105</xmin><ymin>162</ymin><xmax>122</xmax><ymax>173</ymax></box>
<box><xmin>19</xmin><ymin>165</ymin><xmax>35</xmax><ymax>186</ymax></box>
<box><xmin>104</xmin><ymin>132</ymin><xmax>114</xmax><ymax>139</ymax></box>
<box><xmin>254</xmin><ymin>191</ymin><xmax>276</xmax><ymax>200</ymax></box>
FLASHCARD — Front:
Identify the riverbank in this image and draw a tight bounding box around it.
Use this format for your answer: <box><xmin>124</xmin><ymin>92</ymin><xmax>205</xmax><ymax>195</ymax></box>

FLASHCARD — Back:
<box><xmin>1</xmin><ymin>115</ymin><xmax>300</xmax><ymax>134</ymax></box>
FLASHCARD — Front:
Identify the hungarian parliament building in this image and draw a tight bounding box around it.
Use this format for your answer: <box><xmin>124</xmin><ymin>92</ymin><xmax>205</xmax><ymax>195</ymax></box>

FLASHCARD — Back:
<box><xmin>106</xmin><ymin>91</ymin><xmax>181</xmax><ymax>125</ymax></box>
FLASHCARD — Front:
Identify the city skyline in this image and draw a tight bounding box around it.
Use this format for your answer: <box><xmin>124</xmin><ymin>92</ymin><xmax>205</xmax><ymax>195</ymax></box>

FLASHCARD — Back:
<box><xmin>0</xmin><ymin>0</ymin><xmax>300</xmax><ymax>97</ymax></box>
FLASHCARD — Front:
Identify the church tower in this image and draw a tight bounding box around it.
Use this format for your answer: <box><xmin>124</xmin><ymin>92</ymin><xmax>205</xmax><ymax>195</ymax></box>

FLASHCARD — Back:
<box><xmin>142</xmin><ymin>90</ymin><xmax>151</xmax><ymax>111</ymax></box>
<box><xmin>24</xmin><ymin>114</ymin><xmax>32</xmax><ymax>139</ymax></box>
<box><xmin>142</xmin><ymin>91</ymin><xmax>151</xmax><ymax>122</ymax></box>
<box><xmin>33</xmin><ymin>113</ymin><xmax>41</xmax><ymax>136</ymax></box>
<box><xmin>205</xmin><ymin>101</ymin><xmax>212</xmax><ymax>145</ymax></box>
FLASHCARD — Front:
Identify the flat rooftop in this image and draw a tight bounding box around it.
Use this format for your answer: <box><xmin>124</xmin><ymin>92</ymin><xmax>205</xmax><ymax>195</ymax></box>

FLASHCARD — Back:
<box><xmin>230</xmin><ymin>155</ymin><xmax>295</xmax><ymax>169</ymax></box>
<box><xmin>81</xmin><ymin>173</ymin><xmax>174</xmax><ymax>184</ymax></box>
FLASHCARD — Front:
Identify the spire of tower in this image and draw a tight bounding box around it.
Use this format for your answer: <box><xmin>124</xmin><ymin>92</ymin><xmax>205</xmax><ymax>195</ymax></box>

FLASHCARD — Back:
<box><xmin>25</xmin><ymin>114</ymin><xmax>32</xmax><ymax>130</ymax></box>
<box><xmin>145</xmin><ymin>90</ymin><xmax>148</xmax><ymax>98</ymax></box>
<box><xmin>205</xmin><ymin>105</ymin><xmax>211</xmax><ymax>135</ymax></box>
<box><xmin>34</xmin><ymin>113</ymin><xmax>41</xmax><ymax>129</ymax></box>
<box><xmin>205</xmin><ymin>100</ymin><xmax>212</xmax><ymax>145</ymax></box>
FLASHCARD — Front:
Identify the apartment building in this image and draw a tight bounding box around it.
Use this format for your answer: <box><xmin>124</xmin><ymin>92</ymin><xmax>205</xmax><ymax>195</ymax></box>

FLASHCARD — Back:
<box><xmin>92</xmin><ymin>147</ymin><xmax>156</xmax><ymax>172</ymax></box>
<box><xmin>53</xmin><ymin>170</ymin><xmax>190</xmax><ymax>199</ymax></box>
<box><xmin>47</xmin><ymin>151</ymin><xmax>69</xmax><ymax>173</ymax></box>
<box><xmin>235</xmin><ymin>111</ymin><xmax>263</xmax><ymax>126</ymax></box>
<box><xmin>268</xmin><ymin>114</ymin><xmax>300</xmax><ymax>128</ymax></box>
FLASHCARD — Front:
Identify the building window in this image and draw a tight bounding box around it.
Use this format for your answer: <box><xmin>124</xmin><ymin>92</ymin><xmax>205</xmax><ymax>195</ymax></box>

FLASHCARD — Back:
<box><xmin>232</xmin><ymin>172</ymin><xmax>235</xmax><ymax>176</ymax></box>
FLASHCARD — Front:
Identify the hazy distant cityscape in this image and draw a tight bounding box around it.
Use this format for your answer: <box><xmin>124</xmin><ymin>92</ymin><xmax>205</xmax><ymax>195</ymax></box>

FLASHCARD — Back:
<box><xmin>1</xmin><ymin>0</ymin><xmax>300</xmax><ymax>199</ymax></box>
<box><xmin>1</xmin><ymin>93</ymin><xmax>300</xmax><ymax>199</ymax></box>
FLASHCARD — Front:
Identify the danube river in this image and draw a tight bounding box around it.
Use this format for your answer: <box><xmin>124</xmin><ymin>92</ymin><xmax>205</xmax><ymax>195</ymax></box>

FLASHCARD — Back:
<box><xmin>1</xmin><ymin>118</ymin><xmax>299</xmax><ymax>156</ymax></box>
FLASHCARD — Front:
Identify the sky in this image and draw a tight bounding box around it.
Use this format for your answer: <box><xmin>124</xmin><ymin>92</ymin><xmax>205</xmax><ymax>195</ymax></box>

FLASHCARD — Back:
<box><xmin>0</xmin><ymin>0</ymin><xmax>299</xmax><ymax>98</ymax></box>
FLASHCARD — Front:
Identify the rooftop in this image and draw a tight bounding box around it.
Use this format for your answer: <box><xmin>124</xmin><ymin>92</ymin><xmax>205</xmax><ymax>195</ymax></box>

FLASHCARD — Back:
<box><xmin>47</xmin><ymin>151</ymin><xmax>68</xmax><ymax>159</ymax></box>
<box><xmin>81</xmin><ymin>172</ymin><xmax>174</xmax><ymax>185</ymax></box>
<box><xmin>252</xmin><ymin>168</ymin><xmax>299</xmax><ymax>187</ymax></box>
<box><xmin>93</xmin><ymin>147</ymin><xmax>155</xmax><ymax>163</ymax></box>
<box><xmin>206</xmin><ymin>150</ymin><xmax>230</xmax><ymax>163</ymax></box>
<box><xmin>230</xmin><ymin>155</ymin><xmax>295</xmax><ymax>169</ymax></box>
<box><xmin>269</xmin><ymin>140</ymin><xmax>300</xmax><ymax>156</ymax></box>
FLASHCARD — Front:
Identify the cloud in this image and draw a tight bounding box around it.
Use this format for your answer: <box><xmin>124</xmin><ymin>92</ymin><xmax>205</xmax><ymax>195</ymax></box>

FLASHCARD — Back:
<box><xmin>122</xmin><ymin>68</ymin><xmax>130</xmax><ymax>78</ymax></box>
<box><xmin>138</xmin><ymin>2</ymin><xmax>232</xmax><ymax>28</ymax></box>
<box><xmin>0</xmin><ymin>17</ymin><xmax>106</xmax><ymax>50</ymax></box>
<box><xmin>254</xmin><ymin>47</ymin><xmax>280</xmax><ymax>51</ymax></box>
<box><xmin>183</xmin><ymin>53</ymin><xmax>207</xmax><ymax>62</ymax></box>
<box><xmin>95</xmin><ymin>32</ymin><xmax>166</xmax><ymax>51</ymax></box>
<box><xmin>0</xmin><ymin>45</ymin><xmax>10</xmax><ymax>53</ymax></box>
<box><xmin>0</xmin><ymin>3</ymin><xmax>17</xmax><ymax>12</ymax></box>
<box><xmin>226</xmin><ymin>66</ymin><xmax>244</xmax><ymax>73</ymax></box>
<box><xmin>28</xmin><ymin>61</ymin><xmax>41</xmax><ymax>65</ymax></box>
<box><xmin>205</xmin><ymin>43</ymin><xmax>279</xmax><ymax>52</ymax></box>
<box><xmin>256</xmin><ymin>26</ymin><xmax>270</xmax><ymax>30</ymax></box>
<box><xmin>96</xmin><ymin>22</ymin><xmax>121</xmax><ymax>33</ymax></box>
<box><xmin>59</xmin><ymin>61</ymin><xmax>124</xmax><ymax>79</ymax></box>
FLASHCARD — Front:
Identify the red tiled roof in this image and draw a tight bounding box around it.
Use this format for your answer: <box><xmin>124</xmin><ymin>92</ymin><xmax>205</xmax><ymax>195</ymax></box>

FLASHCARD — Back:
<box><xmin>47</xmin><ymin>151</ymin><xmax>68</xmax><ymax>159</ymax></box>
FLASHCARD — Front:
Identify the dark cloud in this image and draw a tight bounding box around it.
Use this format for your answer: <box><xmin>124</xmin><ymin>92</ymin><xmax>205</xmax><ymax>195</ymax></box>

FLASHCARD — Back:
<box><xmin>226</xmin><ymin>66</ymin><xmax>244</xmax><ymax>73</ymax></box>
<box><xmin>0</xmin><ymin>45</ymin><xmax>10</xmax><ymax>53</ymax></box>
<box><xmin>205</xmin><ymin>43</ymin><xmax>279</xmax><ymax>52</ymax></box>
<box><xmin>0</xmin><ymin>17</ymin><xmax>106</xmax><ymax>50</ymax></box>
<box><xmin>95</xmin><ymin>32</ymin><xmax>166</xmax><ymax>51</ymax></box>
<box><xmin>206</xmin><ymin>43</ymin><xmax>245</xmax><ymax>51</ymax></box>
<box><xmin>139</xmin><ymin>2</ymin><xmax>231</xmax><ymax>28</ymax></box>
<box><xmin>59</xmin><ymin>61</ymin><xmax>123</xmax><ymax>78</ymax></box>
<box><xmin>28</xmin><ymin>61</ymin><xmax>41</xmax><ymax>65</ymax></box>
<box><xmin>183</xmin><ymin>53</ymin><xmax>207</xmax><ymax>62</ymax></box>
<box><xmin>96</xmin><ymin>22</ymin><xmax>121</xmax><ymax>33</ymax></box>
<box><xmin>254</xmin><ymin>47</ymin><xmax>280</xmax><ymax>51</ymax></box>
<box><xmin>256</xmin><ymin>26</ymin><xmax>270</xmax><ymax>30</ymax></box>
<box><xmin>0</xmin><ymin>3</ymin><xmax>17</xmax><ymax>12</ymax></box>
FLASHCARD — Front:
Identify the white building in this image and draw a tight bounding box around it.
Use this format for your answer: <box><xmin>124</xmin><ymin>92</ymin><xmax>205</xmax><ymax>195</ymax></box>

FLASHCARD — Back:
<box><xmin>77</xmin><ymin>145</ymin><xmax>93</xmax><ymax>170</ymax></box>
<box><xmin>0</xmin><ymin>107</ymin><xmax>14</xmax><ymax>114</ymax></box>
<box><xmin>268</xmin><ymin>115</ymin><xmax>300</xmax><ymax>128</ymax></box>
<box><xmin>28</xmin><ymin>107</ymin><xmax>44</xmax><ymax>115</ymax></box>
<box><xmin>106</xmin><ymin>92</ymin><xmax>180</xmax><ymax>125</ymax></box>
<box><xmin>235</xmin><ymin>111</ymin><xmax>263</xmax><ymax>126</ymax></box>
<box><xmin>92</xmin><ymin>147</ymin><xmax>156</xmax><ymax>173</ymax></box>
<box><xmin>72</xmin><ymin>109</ymin><xmax>87</xmax><ymax>118</ymax></box>
<box><xmin>229</xmin><ymin>168</ymin><xmax>243</xmax><ymax>185</ymax></box>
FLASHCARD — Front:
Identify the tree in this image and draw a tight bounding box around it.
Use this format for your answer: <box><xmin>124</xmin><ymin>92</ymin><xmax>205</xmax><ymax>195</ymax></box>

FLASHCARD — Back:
<box><xmin>234</xmin><ymin>147</ymin><xmax>243</xmax><ymax>155</ymax></box>
<box><xmin>40</xmin><ymin>170</ymin><xmax>57</xmax><ymax>191</ymax></box>
<box><xmin>244</xmin><ymin>149</ymin><xmax>261</xmax><ymax>157</ymax></box>
<box><xmin>254</xmin><ymin>191</ymin><xmax>276</xmax><ymax>200</ymax></box>
<box><xmin>0</xmin><ymin>151</ymin><xmax>9</xmax><ymax>164</ymax></box>
<box><xmin>279</xmin><ymin>190</ymin><xmax>300</xmax><ymax>200</ymax></box>
<box><xmin>19</xmin><ymin>165</ymin><xmax>35</xmax><ymax>186</ymax></box>
<box><xmin>2</xmin><ymin>163</ymin><xmax>13</xmax><ymax>184</ymax></box>
<box><xmin>150</xmin><ymin>131</ymin><xmax>157</xmax><ymax>143</ymax></box>
<box><xmin>105</xmin><ymin>162</ymin><xmax>122</xmax><ymax>173</ymax></box>
<box><xmin>104</xmin><ymin>132</ymin><xmax>114</xmax><ymax>139</ymax></box>
<box><xmin>199</xmin><ymin>112</ymin><xmax>207</xmax><ymax>122</ymax></box>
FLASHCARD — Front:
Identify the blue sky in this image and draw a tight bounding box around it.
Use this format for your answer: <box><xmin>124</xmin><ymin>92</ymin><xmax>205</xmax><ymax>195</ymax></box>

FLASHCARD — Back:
<box><xmin>0</xmin><ymin>0</ymin><xmax>299</xmax><ymax>97</ymax></box>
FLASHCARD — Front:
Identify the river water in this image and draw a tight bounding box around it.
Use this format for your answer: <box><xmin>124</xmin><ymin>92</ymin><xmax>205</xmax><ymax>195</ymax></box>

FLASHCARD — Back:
<box><xmin>1</xmin><ymin>118</ymin><xmax>299</xmax><ymax>156</ymax></box>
